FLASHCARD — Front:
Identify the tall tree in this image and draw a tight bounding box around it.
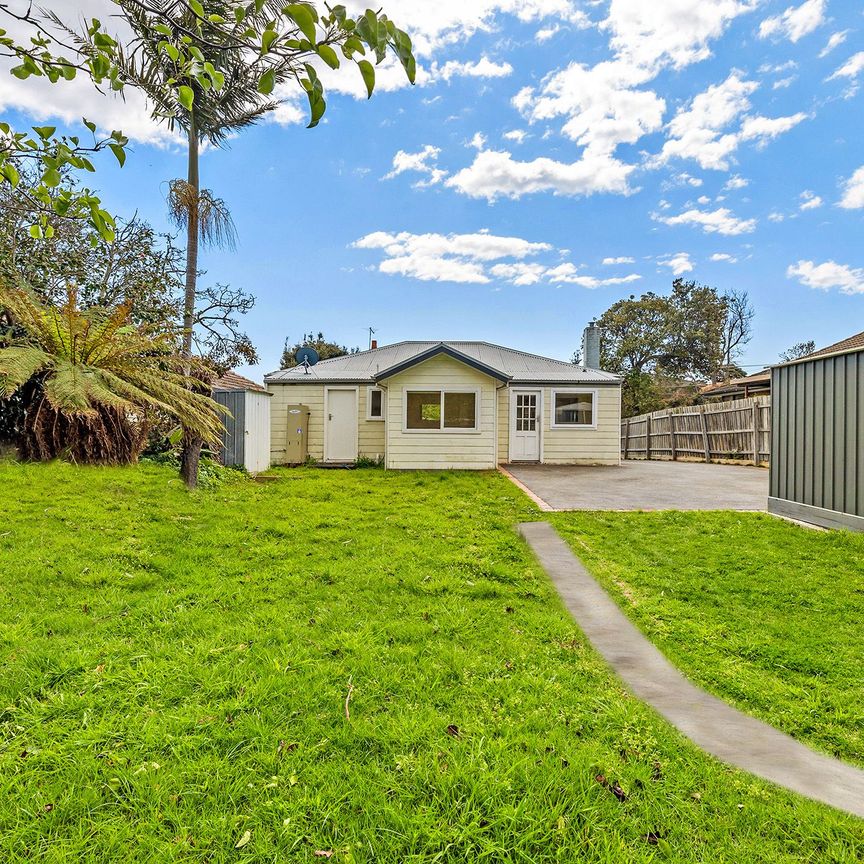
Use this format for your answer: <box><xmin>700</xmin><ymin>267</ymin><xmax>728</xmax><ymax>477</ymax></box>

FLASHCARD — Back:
<box><xmin>280</xmin><ymin>332</ymin><xmax>358</xmax><ymax>368</ymax></box>
<box><xmin>2</xmin><ymin>2</ymin><xmax>416</xmax><ymax>486</ymax></box>
<box><xmin>719</xmin><ymin>287</ymin><xmax>755</xmax><ymax>377</ymax></box>
<box><xmin>596</xmin><ymin>280</ymin><xmax>735</xmax><ymax>416</ymax></box>
<box><xmin>779</xmin><ymin>340</ymin><xmax>816</xmax><ymax>362</ymax></box>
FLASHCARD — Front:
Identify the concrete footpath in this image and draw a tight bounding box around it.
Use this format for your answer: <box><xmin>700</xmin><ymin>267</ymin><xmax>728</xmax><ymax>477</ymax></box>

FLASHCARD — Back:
<box><xmin>519</xmin><ymin>521</ymin><xmax>864</xmax><ymax>820</ymax></box>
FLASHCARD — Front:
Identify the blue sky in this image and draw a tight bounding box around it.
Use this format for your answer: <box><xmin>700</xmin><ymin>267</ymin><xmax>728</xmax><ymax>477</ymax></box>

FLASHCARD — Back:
<box><xmin>2</xmin><ymin>0</ymin><xmax>863</xmax><ymax>378</ymax></box>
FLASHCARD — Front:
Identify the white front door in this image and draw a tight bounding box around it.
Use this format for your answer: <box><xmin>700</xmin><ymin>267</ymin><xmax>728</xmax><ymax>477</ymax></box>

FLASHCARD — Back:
<box><xmin>325</xmin><ymin>388</ymin><xmax>358</xmax><ymax>462</ymax></box>
<box><xmin>510</xmin><ymin>390</ymin><xmax>541</xmax><ymax>462</ymax></box>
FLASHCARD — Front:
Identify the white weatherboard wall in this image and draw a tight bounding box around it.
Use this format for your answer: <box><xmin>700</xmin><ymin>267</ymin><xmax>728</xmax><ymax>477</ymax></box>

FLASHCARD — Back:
<box><xmin>382</xmin><ymin>354</ymin><xmax>498</xmax><ymax>470</ymax></box>
<box><xmin>268</xmin><ymin>383</ymin><xmax>385</xmax><ymax>464</ymax></box>
<box><xmin>496</xmin><ymin>384</ymin><xmax>620</xmax><ymax>465</ymax></box>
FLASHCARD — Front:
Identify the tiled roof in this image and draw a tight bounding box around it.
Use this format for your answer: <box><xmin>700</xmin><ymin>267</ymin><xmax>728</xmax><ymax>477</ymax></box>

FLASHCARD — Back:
<box><xmin>804</xmin><ymin>331</ymin><xmax>864</xmax><ymax>361</ymax></box>
<box><xmin>212</xmin><ymin>370</ymin><xmax>266</xmax><ymax>392</ymax></box>
<box><xmin>700</xmin><ymin>369</ymin><xmax>771</xmax><ymax>395</ymax></box>
<box><xmin>265</xmin><ymin>341</ymin><xmax>620</xmax><ymax>385</ymax></box>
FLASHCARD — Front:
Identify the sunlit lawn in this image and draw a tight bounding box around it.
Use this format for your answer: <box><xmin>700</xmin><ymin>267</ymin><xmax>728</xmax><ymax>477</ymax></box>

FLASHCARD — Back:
<box><xmin>1</xmin><ymin>461</ymin><xmax>862</xmax><ymax>862</ymax></box>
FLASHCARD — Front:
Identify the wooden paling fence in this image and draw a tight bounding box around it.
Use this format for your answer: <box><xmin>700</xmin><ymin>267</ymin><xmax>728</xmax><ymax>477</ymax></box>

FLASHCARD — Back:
<box><xmin>621</xmin><ymin>396</ymin><xmax>771</xmax><ymax>465</ymax></box>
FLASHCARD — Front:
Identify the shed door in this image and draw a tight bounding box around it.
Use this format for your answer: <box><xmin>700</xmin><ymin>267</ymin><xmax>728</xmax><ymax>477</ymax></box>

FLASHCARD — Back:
<box><xmin>325</xmin><ymin>389</ymin><xmax>358</xmax><ymax>463</ymax></box>
<box><xmin>510</xmin><ymin>390</ymin><xmax>541</xmax><ymax>462</ymax></box>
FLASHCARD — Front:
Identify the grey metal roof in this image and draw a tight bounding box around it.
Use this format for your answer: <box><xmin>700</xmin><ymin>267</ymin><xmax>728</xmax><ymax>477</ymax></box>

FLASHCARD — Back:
<box><xmin>265</xmin><ymin>341</ymin><xmax>620</xmax><ymax>385</ymax></box>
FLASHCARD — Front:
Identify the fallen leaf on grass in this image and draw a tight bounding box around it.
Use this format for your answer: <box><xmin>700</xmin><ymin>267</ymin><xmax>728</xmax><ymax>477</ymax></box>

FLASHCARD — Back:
<box><xmin>314</xmin><ymin>852</ymin><xmax>333</xmax><ymax>859</ymax></box>
<box><xmin>235</xmin><ymin>830</ymin><xmax>252</xmax><ymax>849</ymax></box>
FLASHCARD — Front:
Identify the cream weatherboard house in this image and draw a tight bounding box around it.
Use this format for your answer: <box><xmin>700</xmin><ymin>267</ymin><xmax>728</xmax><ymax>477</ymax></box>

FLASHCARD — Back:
<box><xmin>265</xmin><ymin>327</ymin><xmax>621</xmax><ymax>470</ymax></box>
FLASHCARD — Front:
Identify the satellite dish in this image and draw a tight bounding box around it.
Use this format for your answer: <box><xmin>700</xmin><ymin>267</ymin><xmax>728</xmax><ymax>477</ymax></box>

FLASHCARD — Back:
<box><xmin>295</xmin><ymin>347</ymin><xmax>320</xmax><ymax>369</ymax></box>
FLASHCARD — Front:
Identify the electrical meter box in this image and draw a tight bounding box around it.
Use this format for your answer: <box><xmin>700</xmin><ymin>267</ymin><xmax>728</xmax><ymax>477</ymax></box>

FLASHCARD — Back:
<box><xmin>284</xmin><ymin>405</ymin><xmax>310</xmax><ymax>464</ymax></box>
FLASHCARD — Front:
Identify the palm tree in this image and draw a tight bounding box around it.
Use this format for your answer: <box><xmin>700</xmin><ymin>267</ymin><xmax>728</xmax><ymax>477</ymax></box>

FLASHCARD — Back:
<box><xmin>0</xmin><ymin>284</ymin><xmax>224</xmax><ymax>464</ymax></box>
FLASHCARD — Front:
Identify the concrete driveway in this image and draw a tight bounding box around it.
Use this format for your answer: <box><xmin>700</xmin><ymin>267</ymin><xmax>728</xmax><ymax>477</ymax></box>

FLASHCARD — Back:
<box><xmin>503</xmin><ymin>460</ymin><xmax>769</xmax><ymax>512</ymax></box>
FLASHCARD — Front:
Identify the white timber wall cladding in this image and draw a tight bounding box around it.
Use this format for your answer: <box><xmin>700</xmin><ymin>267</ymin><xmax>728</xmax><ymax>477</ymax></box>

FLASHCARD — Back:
<box><xmin>268</xmin><ymin>383</ymin><xmax>385</xmax><ymax>465</ymax></box>
<box><xmin>541</xmin><ymin>385</ymin><xmax>621</xmax><ymax>465</ymax></box>
<box><xmin>383</xmin><ymin>354</ymin><xmax>498</xmax><ymax>470</ymax></box>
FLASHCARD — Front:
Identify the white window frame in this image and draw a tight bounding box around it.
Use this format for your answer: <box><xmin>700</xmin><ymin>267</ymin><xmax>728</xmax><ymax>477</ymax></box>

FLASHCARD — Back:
<box><xmin>366</xmin><ymin>386</ymin><xmax>385</xmax><ymax>421</ymax></box>
<box><xmin>402</xmin><ymin>387</ymin><xmax>481</xmax><ymax>434</ymax></box>
<box><xmin>550</xmin><ymin>388</ymin><xmax>598</xmax><ymax>430</ymax></box>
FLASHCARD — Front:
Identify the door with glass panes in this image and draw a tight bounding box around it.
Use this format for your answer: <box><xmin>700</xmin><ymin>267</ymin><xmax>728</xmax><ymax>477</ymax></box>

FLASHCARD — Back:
<box><xmin>510</xmin><ymin>390</ymin><xmax>541</xmax><ymax>461</ymax></box>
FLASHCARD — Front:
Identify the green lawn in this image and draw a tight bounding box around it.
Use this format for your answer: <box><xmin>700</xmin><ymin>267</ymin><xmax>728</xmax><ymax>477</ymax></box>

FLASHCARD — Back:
<box><xmin>1</xmin><ymin>462</ymin><xmax>862</xmax><ymax>862</ymax></box>
<box><xmin>551</xmin><ymin>511</ymin><xmax>864</xmax><ymax>768</ymax></box>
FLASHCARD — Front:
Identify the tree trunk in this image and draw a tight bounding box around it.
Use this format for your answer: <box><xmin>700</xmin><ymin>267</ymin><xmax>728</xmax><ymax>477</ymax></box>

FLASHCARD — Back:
<box><xmin>179</xmin><ymin>120</ymin><xmax>204</xmax><ymax>489</ymax></box>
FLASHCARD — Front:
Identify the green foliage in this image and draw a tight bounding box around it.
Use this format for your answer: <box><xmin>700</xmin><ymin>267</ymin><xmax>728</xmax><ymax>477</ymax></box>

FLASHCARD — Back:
<box><xmin>0</xmin><ymin>464</ymin><xmax>861</xmax><ymax>860</ymax></box>
<box><xmin>0</xmin><ymin>2</ymin><xmax>416</xmax><ymax>235</ymax></box>
<box><xmin>596</xmin><ymin>280</ymin><xmax>735</xmax><ymax>416</ymax></box>
<box><xmin>280</xmin><ymin>331</ymin><xmax>359</xmax><ymax>368</ymax></box>
<box><xmin>141</xmin><ymin>451</ymin><xmax>245</xmax><ymax>489</ymax></box>
<box><xmin>0</xmin><ymin>285</ymin><xmax>225</xmax><ymax>460</ymax></box>
<box><xmin>551</xmin><ymin>510</ymin><xmax>864</xmax><ymax>767</ymax></box>
<box><xmin>779</xmin><ymin>340</ymin><xmax>816</xmax><ymax>362</ymax></box>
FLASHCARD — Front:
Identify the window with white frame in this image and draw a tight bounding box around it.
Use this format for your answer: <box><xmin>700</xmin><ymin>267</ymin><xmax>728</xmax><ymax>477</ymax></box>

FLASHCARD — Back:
<box><xmin>551</xmin><ymin>389</ymin><xmax>595</xmax><ymax>427</ymax></box>
<box><xmin>405</xmin><ymin>390</ymin><xmax>478</xmax><ymax>431</ymax></box>
<box><xmin>367</xmin><ymin>386</ymin><xmax>384</xmax><ymax>420</ymax></box>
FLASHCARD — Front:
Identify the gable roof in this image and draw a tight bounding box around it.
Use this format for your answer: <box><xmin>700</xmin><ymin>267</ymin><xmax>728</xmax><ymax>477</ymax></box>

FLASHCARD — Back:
<box><xmin>212</xmin><ymin>370</ymin><xmax>267</xmax><ymax>392</ymax></box>
<box><xmin>265</xmin><ymin>341</ymin><xmax>619</xmax><ymax>385</ymax></box>
<box><xmin>775</xmin><ymin>331</ymin><xmax>864</xmax><ymax>367</ymax></box>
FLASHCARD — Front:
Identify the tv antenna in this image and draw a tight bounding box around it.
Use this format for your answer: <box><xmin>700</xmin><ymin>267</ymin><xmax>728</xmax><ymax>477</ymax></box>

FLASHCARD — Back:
<box><xmin>367</xmin><ymin>326</ymin><xmax>376</xmax><ymax>350</ymax></box>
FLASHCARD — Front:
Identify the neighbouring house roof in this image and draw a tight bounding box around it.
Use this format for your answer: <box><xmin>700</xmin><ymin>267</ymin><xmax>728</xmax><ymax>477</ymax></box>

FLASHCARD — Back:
<box><xmin>699</xmin><ymin>369</ymin><xmax>772</xmax><ymax>398</ymax></box>
<box><xmin>801</xmin><ymin>331</ymin><xmax>864</xmax><ymax>362</ymax></box>
<box><xmin>265</xmin><ymin>341</ymin><xmax>620</xmax><ymax>385</ymax></box>
<box><xmin>212</xmin><ymin>370</ymin><xmax>267</xmax><ymax>392</ymax></box>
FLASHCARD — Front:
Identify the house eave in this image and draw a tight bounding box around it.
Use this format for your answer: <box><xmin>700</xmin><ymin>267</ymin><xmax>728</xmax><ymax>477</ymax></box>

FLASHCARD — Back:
<box><xmin>374</xmin><ymin>343</ymin><xmax>511</xmax><ymax>384</ymax></box>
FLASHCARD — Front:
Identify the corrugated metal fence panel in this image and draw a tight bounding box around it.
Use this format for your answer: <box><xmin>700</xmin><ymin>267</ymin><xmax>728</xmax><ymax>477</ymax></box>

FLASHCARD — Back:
<box><xmin>770</xmin><ymin>351</ymin><xmax>863</xmax><ymax>517</ymax></box>
<box><xmin>214</xmin><ymin>391</ymin><xmax>245</xmax><ymax>468</ymax></box>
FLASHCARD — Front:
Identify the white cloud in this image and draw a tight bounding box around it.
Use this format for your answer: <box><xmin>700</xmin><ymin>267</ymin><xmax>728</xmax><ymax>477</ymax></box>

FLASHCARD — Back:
<box><xmin>658</xmin><ymin>252</ymin><xmax>695</xmax><ymax>275</ymax></box>
<box><xmin>799</xmin><ymin>190</ymin><xmax>823</xmax><ymax>210</ymax></box>
<box><xmin>515</xmin><ymin>59</ymin><xmax>665</xmax><ymax>155</ymax></box>
<box><xmin>351</xmin><ymin>229</ymin><xmax>553</xmax><ymax>284</ymax></box>
<box><xmin>758</xmin><ymin>0</ymin><xmax>826</xmax><ymax>43</ymax></box>
<box><xmin>725</xmin><ymin>174</ymin><xmax>749</xmax><ymax>190</ymax></box>
<box><xmin>768</xmin><ymin>211</ymin><xmax>786</xmax><ymax>222</ymax></box>
<box><xmin>352</xmin><ymin>229</ymin><xmax>641</xmax><ymax>288</ymax></box>
<box><xmin>828</xmin><ymin>52</ymin><xmax>864</xmax><ymax>94</ymax></box>
<box><xmin>711</xmin><ymin>252</ymin><xmax>738</xmax><ymax>263</ymax></box>
<box><xmin>839</xmin><ymin>166</ymin><xmax>864</xmax><ymax>210</ymax></box>
<box><xmin>819</xmin><ymin>30</ymin><xmax>849</xmax><ymax>58</ymax></box>
<box><xmin>602</xmin><ymin>256</ymin><xmax>636</xmax><ymax>265</ymax></box>
<box><xmin>384</xmin><ymin>145</ymin><xmax>447</xmax><ymax>187</ymax></box>
<box><xmin>655</xmin><ymin>73</ymin><xmax>757</xmax><ymax>169</ymax></box>
<box><xmin>545</xmin><ymin>263</ymin><xmax>642</xmax><ymax>288</ymax></box>
<box><xmin>739</xmin><ymin>112</ymin><xmax>808</xmax><ymax>143</ymax></box>
<box><xmin>604</xmin><ymin>0</ymin><xmax>758</xmax><ymax>70</ymax></box>
<box><xmin>445</xmin><ymin>148</ymin><xmax>636</xmax><ymax>200</ymax></box>
<box><xmin>788</xmin><ymin>260</ymin><xmax>864</xmax><ymax>295</ymax></box>
<box><xmin>488</xmin><ymin>262</ymin><xmax>549</xmax><ymax>285</ymax></box>
<box><xmin>655</xmin><ymin>73</ymin><xmax>807</xmax><ymax>169</ymax></box>
<box><xmin>469</xmin><ymin>132</ymin><xmax>487</xmax><ymax>150</ymax></box>
<box><xmin>434</xmin><ymin>56</ymin><xmax>514</xmax><ymax>82</ymax></box>
<box><xmin>656</xmin><ymin>207</ymin><xmax>757</xmax><ymax>235</ymax></box>
<box><xmin>536</xmin><ymin>24</ymin><xmax>561</xmax><ymax>42</ymax></box>
<box><xmin>503</xmin><ymin>129</ymin><xmax>528</xmax><ymax>143</ymax></box>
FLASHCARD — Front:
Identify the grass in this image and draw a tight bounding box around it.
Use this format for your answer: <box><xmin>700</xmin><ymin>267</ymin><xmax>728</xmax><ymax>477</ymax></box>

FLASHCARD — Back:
<box><xmin>551</xmin><ymin>511</ymin><xmax>864</xmax><ymax>768</ymax></box>
<box><xmin>0</xmin><ymin>462</ymin><xmax>862</xmax><ymax>862</ymax></box>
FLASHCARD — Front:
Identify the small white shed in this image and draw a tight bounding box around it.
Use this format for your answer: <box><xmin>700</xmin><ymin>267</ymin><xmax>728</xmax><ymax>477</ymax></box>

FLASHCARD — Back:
<box><xmin>212</xmin><ymin>371</ymin><xmax>272</xmax><ymax>473</ymax></box>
